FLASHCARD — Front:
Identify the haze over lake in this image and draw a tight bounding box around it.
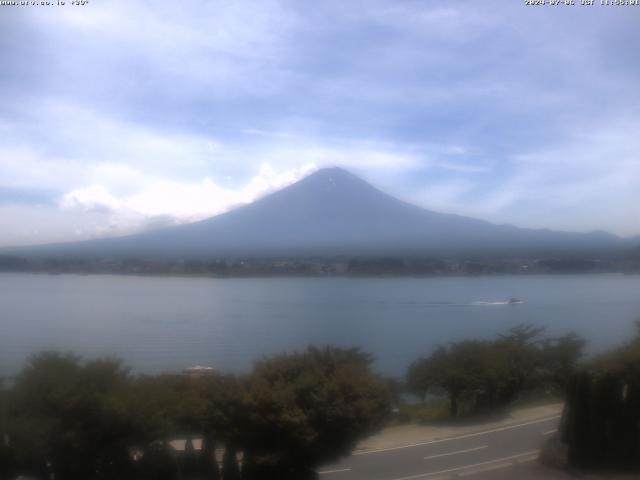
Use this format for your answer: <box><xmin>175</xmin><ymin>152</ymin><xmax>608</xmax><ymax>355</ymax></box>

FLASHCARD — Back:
<box><xmin>1</xmin><ymin>273</ymin><xmax>639</xmax><ymax>378</ymax></box>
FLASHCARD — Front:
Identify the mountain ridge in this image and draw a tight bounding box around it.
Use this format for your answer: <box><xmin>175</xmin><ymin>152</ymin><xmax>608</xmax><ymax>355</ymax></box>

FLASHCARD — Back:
<box><xmin>2</xmin><ymin>167</ymin><xmax>634</xmax><ymax>259</ymax></box>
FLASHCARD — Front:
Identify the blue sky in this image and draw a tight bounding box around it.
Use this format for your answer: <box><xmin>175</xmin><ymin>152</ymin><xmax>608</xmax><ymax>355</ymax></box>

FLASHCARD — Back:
<box><xmin>1</xmin><ymin>0</ymin><xmax>639</xmax><ymax>246</ymax></box>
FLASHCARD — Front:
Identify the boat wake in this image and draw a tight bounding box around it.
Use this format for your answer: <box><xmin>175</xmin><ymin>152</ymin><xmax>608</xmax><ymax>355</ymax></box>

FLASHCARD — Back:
<box><xmin>471</xmin><ymin>301</ymin><xmax>511</xmax><ymax>306</ymax></box>
<box><xmin>471</xmin><ymin>299</ymin><xmax>524</xmax><ymax>306</ymax></box>
<box><xmin>387</xmin><ymin>299</ymin><xmax>525</xmax><ymax>307</ymax></box>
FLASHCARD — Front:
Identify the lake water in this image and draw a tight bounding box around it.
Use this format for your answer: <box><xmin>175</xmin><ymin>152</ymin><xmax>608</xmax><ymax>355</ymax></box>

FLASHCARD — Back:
<box><xmin>1</xmin><ymin>273</ymin><xmax>639</xmax><ymax>378</ymax></box>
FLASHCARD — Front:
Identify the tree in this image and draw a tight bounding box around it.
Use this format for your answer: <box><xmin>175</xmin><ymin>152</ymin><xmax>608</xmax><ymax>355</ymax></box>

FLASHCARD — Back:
<box><xmin>495</xmin><ymin>325</ymin><xmax>545</xmax><ymax>401</ymax></box>
<box><xmin>409</xmin><ymin>342</ymin><xmax>507</xmax><ymax>417</ymax></box>
<box><xmin>221</xmin><ymin>445</ymin><xmax>241</xmax><ymax>480</ymax></box>
<box><xmin>198</xmin><ymin>435</ymin><xmax>220</xmax><ymax>480</ymax></box>
<box><xmin>137</xmin><ymin>441</ymin><xmax>179</xmax><ymax>480</ymax></box>
<box><xmin>2</xmin><ymin>346</ymin><xmax>390</xmax><ymax>480</ymax></box>
<box><xmin>406</xmin><ymin>325</ymin><xmax>583</xmax><ymax>417</ymax></box>
<box><xmin>0</xmin><ymin>376</ymin><xmax>12</xmax><ymax>480</ymax></box>
<box><xmin>6</xmin><ymin>352</ymin><xmax>141</xmax><ymax>480</ymax></box>
<box><xmin>429</xmin><ymin>342</ymin><xmax>489</xmax><ymax>417</ymax></box>
<box><xmin>238</xmin><ymin>346</ymin><xmax>391</xmax><ymax>479</ymax></box>
<box><xmin>539</xmin><ymin>332</ymin><xmax>586</xmax><ymax>394</ymax></box>
<box><xmin>406</xmin><ymin>359</ymin><xmax>434</xmax><ymax>402</ymax></box>
<box><xmin>562</xmin><ymin>324</ymin><xmax>640</xmax><ymax>472</ymax></box>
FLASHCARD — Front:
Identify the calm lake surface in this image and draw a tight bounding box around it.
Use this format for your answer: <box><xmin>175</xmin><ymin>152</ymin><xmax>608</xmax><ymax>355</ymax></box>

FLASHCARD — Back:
<box><xmin>1</xmin><ymin>273</ymin><xmax>639</xmax><ymax>378</ymax></box>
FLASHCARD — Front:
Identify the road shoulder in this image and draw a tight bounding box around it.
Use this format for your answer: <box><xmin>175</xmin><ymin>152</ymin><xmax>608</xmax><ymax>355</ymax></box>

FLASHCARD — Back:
<box><xmin>355</xmin><ymin>403</ymin><xmax>563</xmax><ymax>454</ymax></box>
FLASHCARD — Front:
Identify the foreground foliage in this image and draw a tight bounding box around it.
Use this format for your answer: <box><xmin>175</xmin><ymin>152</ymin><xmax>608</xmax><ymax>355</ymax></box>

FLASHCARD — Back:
<box><xmin>562</xmin><ymin>322</ymin><xmax>640</xmax><ymax>472</ymax></box>
<box><xmin>0</xmin><ymin>347</ymin><xmax>390</xmax><ymax>480</ymax></box>
<box><xmin>406</xmin><ymin>325</ymin><xmax>585</xmax><ymax>417</ymax></box>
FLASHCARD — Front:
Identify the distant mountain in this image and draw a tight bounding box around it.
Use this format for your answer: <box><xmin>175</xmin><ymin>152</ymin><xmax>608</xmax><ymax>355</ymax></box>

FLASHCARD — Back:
<box><xmin>4</xmin><ymin>167</ymin><xmax>633</xmax><ymax>259</ymax></box>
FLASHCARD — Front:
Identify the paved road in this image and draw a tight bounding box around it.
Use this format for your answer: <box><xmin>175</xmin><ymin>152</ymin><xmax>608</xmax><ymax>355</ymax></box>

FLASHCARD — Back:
<box><xmin>318</xmin><ymin>415</ymin><xmax>561</xmax><ymax>480</ymax></box>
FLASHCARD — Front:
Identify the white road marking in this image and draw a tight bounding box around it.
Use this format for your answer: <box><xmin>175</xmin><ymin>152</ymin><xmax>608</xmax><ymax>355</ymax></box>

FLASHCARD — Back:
<box><xmin>458</xmin><ymin>454</ymin><xmax>537</xmax><ymax>476</ymax></box>
<box><xmin>542</xmin><ymin>429</ymin><xmax>557</xmax><ymax>435</ymax></box>
<box><xmin>424</xmin><ymin>445</ymin><xmax>488</xmax><ymax>460</ymax></box>
<box><xmin>318</xmin><ymin>468</ymin><xmax>352</xmax><ymax>475</ymax></box>
<box><xmin>352</xmin><ymin>415</ymin><xmax>560</xmax><ymax>456</ymax></box>
<box><xmin>389</xmin><ymin>450</ymin><xmax>540</xmax><ymax>480</ymax></box>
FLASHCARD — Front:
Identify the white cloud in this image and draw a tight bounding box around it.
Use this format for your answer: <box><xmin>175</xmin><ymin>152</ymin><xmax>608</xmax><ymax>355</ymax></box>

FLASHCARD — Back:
<box><xmin>61</xmin><ymin>185</ymin><xmax>122</xmax><ymax>213</ymax></box>
<box><xmin>58</xmin><ymin>163</ymin><xmax>317</xmax><ymax>231</ymax></box>
<box><xmin>0</xmin><ymin>97</ymin><xmax>431</xmax><ymax>244</ymax></box>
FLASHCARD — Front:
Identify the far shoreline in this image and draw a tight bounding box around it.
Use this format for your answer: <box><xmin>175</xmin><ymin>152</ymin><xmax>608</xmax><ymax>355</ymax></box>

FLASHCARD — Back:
<box><xmin>0</xmin><ymin>269</ymin><xmax>637</xmax><ymax>280</ymax></box>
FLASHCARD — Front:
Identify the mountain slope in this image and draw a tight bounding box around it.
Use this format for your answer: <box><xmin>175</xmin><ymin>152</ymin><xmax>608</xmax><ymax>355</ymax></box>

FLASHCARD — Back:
<box><xmin>6</xmin><ymin>167</ymin><xmax>630</xmax><ymax>259</ymax></box>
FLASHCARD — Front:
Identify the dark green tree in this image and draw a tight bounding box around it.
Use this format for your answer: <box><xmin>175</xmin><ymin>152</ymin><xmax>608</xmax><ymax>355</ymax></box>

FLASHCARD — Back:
<box><xmin>539</xmin><ymin>332</ymin><xmax>585</xmax><ymax>394</ymax></box>
<box><xmin>238</xmin><ymin>346</ymin><xmax>391</xmax><ymax>479</ymax></box>
<box><xmin>222</xmin><ymin>445</ymin><xmax>241</xmax><ymax>480</ymax></box>
<box><xmin>495</xmin><ymin>324</ymin><xmax>545</xmax><ymax>402</ymax></box>
<box><xmin>413</xmin><ymin>342</ymin><xmax>494</xmax><ymax>417</ymax></box>
<box><xmin>406</xmin><ymin>359</ymin><xmax>434</xmax><ymax>402</ymax></box>
<box><xmin>406</xmin><ymin>325</ymin><xmax>582</xmax><ymax>417</ymax></box>
<box><xmin>199</xmin><ymin>435</ymin><xmax>220</xmax><ymax>480</ymax></box>
<box><xmin>562</xmin><ymin>323</ymin><xmax>640</xmax><ymax>472</ymax></box>
<box><xmin>7</xmin><ymin>353</ymin><xmax>141</xmax><ymax>480</ymax></box>
<box><xmin>138</xmin><ymin>441</ymin><xmax>180</xmax><ymax>480</ymax></box>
